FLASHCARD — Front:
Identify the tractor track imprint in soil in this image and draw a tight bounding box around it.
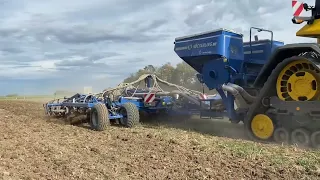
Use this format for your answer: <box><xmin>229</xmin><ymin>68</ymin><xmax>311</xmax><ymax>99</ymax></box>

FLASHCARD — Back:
<box><xmin>0</xmin><ymin>100</ymin><xmax>319</xmax><ymax>180</ymax></box>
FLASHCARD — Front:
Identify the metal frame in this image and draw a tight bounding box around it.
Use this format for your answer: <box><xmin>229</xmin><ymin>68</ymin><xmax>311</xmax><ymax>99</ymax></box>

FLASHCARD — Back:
<box><xmin>44</xmin><ymin>93</ymin><xmax>124</xmax><ymax>120</ymax></box>
<box><xmin>249</xmin><ymin>27</ymin><xmax>274</xmax><ymax>58</ymax></box>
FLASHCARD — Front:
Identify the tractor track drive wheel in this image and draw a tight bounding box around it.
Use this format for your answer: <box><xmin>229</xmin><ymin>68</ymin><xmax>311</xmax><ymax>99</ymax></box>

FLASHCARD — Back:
<box><xmin>119</xmin><ymin>102</ymin><xmax>140</xmax><ymax>128</ymax></box>
<box><xmin>276</xmin><ymin>60</ymin><xmax>320</xmax><ymax>101</ymax></box>
<box><xmin>244</xmin><ymin>52</ymin><xmax>320</xmax><ymax>148</ymax></box>
<box><xmin>90</xmin><ymin>103</ymin><xmax>110</xmax><ymax>131</ymax></box>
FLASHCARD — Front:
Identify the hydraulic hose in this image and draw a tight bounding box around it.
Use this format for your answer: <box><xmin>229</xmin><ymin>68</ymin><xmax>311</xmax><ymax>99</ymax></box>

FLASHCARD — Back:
<box><xmin>226</xmin><ymin>83</ymin><xmax>256</xmax><ymax>103</ymax></box>
<box><xmin>221</xmin><ymin>84</ymin><xmax>249</xmax><ymax>109</ymax></box>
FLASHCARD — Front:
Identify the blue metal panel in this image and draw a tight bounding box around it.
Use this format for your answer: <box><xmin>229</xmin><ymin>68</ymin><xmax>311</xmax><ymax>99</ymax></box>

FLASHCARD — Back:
<box><xmin>118</xmin><ymin>97</ymin><xmax>144</xmax><ymax>109</ymax></box>
<box><xmin>243</xmin><ymin>40</ymin><xmax>284</xmax><ymax>63</ymax></box>
<box><xmin>174</xmin><ymin>29</ymin><xmax>245</xmax><ymax>89</ymax></box>
<box><xmin>216</xmin><ymin>88</ymin><xmax>237</xmax><ymax>122</ymax></box>
<box><xmin>118</xmin><ymin>95</ymin><xmax>175</xmax><ymax>115</ymax></box>
<box><xmin>241</xmin><ymin>40</ymin><xmax>284</xmax><ymax>85</ymax></box>
<box><xmin>109</xmin><ymin>114</ymin><xmax>123</xmax><ymax>119</ymax></box>
<box><xmin>174</xmin><ymin>29</ymin><xmax>243</xmax><ymax>59</ymax></box>
<box><xmin>174</xmin><ymin>32</ymin><xmax>219</xmax><ymax>58</ymax></box>
<box><xmin>202</xmin><ymin>58</ymin><xmax>230</xmax><ymax>89</ymax></box>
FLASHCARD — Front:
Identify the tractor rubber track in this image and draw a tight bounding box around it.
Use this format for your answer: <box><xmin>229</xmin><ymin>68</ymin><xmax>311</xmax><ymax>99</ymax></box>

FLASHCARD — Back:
<box><xmin>244</xmin><ymin>52</ymin><xmax>320</xmax><ymax>147</ymax></box>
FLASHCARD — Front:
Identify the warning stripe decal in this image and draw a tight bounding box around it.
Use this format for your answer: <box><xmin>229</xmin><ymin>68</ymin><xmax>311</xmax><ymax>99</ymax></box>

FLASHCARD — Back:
<box><xmin>292</xmin><ymin>0</ymin><xmax>304</xmax><ymax>17</ymax></box>
<box><xmin>144</xmin><ymin>93</ymin><xmax>155</xmax><ymax>103</ymax></box>
<box><xmin>198</xmin><ymin>93</ymin><xmax>207</xmax><ymax>100</ymax></box>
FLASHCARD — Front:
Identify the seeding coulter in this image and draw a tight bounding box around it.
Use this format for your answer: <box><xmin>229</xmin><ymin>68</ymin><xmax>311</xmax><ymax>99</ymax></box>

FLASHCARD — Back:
<box><xmin>173</xmin><ymin>0</ymin><xmax>320</xmax><ymax>148</ymax></box>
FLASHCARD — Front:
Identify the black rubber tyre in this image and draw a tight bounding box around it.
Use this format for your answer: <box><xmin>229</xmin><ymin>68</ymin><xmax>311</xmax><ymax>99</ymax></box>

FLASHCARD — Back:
<box><xmin>310</xmin><ymin>131</ymin><xmax>320</xmax><ymax>148</ymax></box>
<box><xmin>291</xmin><ymin>128</ymin><xmax>311</xmax><ymax>147</ymax></box>
<box><xmin>273</xmin><ymin>128</ymin><xmax>290</xmax><ymax>144</ymax></box>
<box><xmin>119</xmin><ymin>102</ymin><xmax>140</xmax><ymax>128</ymax></box>
<box><xmin>90</xmin><ymin>103</ymin><xmax>110</xmax><ymax>131</ymax></box>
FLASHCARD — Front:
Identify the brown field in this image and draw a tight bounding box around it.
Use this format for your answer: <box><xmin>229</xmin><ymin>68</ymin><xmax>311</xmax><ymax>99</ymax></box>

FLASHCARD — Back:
<box><xmin>0</xmin><ymin>100</ymin><xmax>319</xmax><ymax>180</ymax></box>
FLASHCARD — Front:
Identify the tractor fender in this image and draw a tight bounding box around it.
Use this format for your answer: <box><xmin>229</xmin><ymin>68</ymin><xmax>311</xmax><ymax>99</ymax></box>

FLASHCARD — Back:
<box><xmin>253</xmin><ymin>43</ymin><xmax>320</xmax><ymax>88</ymax></box>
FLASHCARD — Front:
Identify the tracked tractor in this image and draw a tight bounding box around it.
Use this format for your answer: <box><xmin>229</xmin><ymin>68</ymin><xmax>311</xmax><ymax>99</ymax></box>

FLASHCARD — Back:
<box><xmin>173</xmin><ymin>0</ymin><xmax>320</xmax><ymax>148</ymax></box>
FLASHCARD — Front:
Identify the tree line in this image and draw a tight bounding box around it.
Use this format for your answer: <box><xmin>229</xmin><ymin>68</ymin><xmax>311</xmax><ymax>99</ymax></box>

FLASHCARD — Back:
<box><xmin>123</xmin><ymin>61</ymin><xmax>212</xmax><ymax>93</ymax></box>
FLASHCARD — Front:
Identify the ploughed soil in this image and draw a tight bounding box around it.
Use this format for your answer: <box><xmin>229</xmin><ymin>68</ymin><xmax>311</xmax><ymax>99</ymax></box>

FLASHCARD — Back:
<box><xmin>0</xmin><ymin>100</ymin><xmax>319</xmax><ymax>180</ymax></box>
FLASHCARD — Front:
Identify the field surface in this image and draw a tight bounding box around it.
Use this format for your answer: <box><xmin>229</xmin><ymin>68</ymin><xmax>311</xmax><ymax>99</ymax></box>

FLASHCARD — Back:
<box><xmin>0</xmin><ymin>100</ymin><xmax>319</xmax><ymax>180</ymax></box>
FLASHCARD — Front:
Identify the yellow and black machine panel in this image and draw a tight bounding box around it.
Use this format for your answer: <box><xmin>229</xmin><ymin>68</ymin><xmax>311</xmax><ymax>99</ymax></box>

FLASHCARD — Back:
<box><xmin>245</xmin><ymin>0</ymin><xmax>320</xmax><ymax>148</ymax></box>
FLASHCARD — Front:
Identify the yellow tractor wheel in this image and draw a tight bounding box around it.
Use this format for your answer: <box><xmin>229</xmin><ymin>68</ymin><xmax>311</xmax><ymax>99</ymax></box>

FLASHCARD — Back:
<box><xmin>276</xmin><ymin>60</ymin><xmax>320</xmax><ymax>101</ymax></box>
<box><xmin>251</xmin><ymin>114</ymin><xmax>275</xmax><ymax>140</ymax></box>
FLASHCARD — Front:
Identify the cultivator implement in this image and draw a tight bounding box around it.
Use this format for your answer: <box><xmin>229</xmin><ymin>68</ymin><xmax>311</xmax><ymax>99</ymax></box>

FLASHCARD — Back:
<box><xmin>44</xmin><ymin>92</ymin><xmax>140</xmax><ymax>131</ymax></box>
<box><xmin>44</xmin><ymin>74</ymin><xmax>224</xmax><ymax>131</ymax></box>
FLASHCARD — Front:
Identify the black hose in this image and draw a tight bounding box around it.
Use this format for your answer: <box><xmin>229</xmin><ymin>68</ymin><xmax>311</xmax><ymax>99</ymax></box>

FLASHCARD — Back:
<box><xmin>221</xmin><ymin>84</ymin><xmax>249</xmax><ymax>109</ymax></box>
<box><xmin>226</xmin><ymin>83</ymin><xmax>256</xmax><ymax>103</ymax></box>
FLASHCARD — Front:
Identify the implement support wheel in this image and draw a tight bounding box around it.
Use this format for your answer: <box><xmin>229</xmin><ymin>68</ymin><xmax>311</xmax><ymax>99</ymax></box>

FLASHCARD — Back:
<box><xmin>291</xmin><ymin>128</ymin><xmax>311</xmax><ymax>147</ymax></box>
<box><xmin>119</xmin><ymin>102</ymin><xmax>140</xmax><ymax>128</ymax></box>
<box><xmin>90</xmin><ymin>103</ymin><xmax>110</xmax><ymax>131</ymax></box>
<box><xmin>250</xmin><ymin>114</ymin><xmax>275</xmax><ymax>140</ymax></box>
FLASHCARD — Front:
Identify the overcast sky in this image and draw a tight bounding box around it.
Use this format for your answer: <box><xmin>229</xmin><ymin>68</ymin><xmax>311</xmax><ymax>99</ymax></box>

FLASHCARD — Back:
<box><xmin>0</xmin><ymin>0</ymin><xmax>315</xmax><ymax>95</ymax></box>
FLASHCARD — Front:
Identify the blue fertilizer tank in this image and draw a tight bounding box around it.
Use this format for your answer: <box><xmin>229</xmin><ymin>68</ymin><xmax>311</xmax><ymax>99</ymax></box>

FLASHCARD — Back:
<box><xmin>174</xmin><ymin>28</ymin><xmax>284</xmax><ymax>89</ymax></box>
